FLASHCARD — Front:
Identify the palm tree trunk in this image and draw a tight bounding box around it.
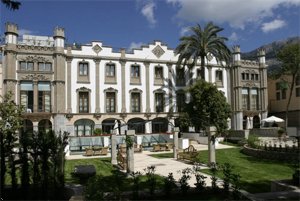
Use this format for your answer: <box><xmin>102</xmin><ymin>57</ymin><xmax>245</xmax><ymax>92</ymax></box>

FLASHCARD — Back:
<box><xmin>285</xmin><ymin>75</ymin><xmax>296</xmax><ymax>130</ymax></box>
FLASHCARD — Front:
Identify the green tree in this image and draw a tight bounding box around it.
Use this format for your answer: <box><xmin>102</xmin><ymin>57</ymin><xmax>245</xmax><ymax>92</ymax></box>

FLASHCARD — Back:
<box><xmin>1</xmin><ymin>0</ymin><xmax>21</xmax><ymax>10</ymax></box>
<box><xmin>184</xmin><ymin>79</ymin><xmax>231</xmax><ymax>164</ymax></box>
<box><xmin>0</xmin><ymin>92</ymin><xmax>24</xmax><ymax>191</ymax></box>
<box><xmin>175</xmin><ymin>22</ymin><xmax>231</xmax><ymax>78</ymax></box>
<box><xmin>273</xmin><ymin>43</ymin><xmax>300</xmax><ymax>129</ymax></box>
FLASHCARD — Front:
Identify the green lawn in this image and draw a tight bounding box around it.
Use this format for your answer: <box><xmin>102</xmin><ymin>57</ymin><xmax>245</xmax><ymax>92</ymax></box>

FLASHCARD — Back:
<box><xmin>150</xmin><ymin>148</ymin><xmax>295</xmax><ymax>193</ymax></box>
<box><xmin>65</xmin><ymin>157</ymin><xmax>114</xmax><ymax>183</ymax></box>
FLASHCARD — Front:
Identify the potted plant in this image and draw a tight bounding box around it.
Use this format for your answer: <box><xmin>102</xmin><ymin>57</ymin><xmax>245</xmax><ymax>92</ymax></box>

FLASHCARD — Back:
<box><xmin>93</xmin><ymin>128</ymin><xmax>102</xmax><ymax>136</ymax></box>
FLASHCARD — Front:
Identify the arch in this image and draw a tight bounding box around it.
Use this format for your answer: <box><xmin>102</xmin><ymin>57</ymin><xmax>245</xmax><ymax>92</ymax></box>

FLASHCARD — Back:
<box><xmin>102</xmin><ymin>118</ymin><xmax>120</xmax><ymax>134</ymax></box>
<box><xmin>253</xmin><ymin>115</ymin><xmax>260</xmax><ymax>128</ymax></box>
<box><xmin>128</xmin><ymin>118</ymin><xmax>145</xmax><ymax>134</ymax></box>
<box><xmin>74</xmin><ymin>119</ymin><xmax>95</xmax><ymax>136</ymax></box>
<box><xmin>23</xmin><ymin>119</ymin><xmax>33</xmax><ymax>134</ymax></box>
<box><xmin>38</xmin><ymin>119</ymin><xmax>52</xmax><ymax>133</ymax></box>
<box><xmin>152</xmin><ymin>117</ymin><xmax>168</xmax><ymax>133</ymax></box>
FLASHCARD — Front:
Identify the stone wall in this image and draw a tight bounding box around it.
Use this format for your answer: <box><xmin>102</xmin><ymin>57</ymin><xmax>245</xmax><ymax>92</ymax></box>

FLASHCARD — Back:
<box><xmin>242</xmin><ymin>145</ymin><xmax>299</xmax><ymax>162</ymax></box>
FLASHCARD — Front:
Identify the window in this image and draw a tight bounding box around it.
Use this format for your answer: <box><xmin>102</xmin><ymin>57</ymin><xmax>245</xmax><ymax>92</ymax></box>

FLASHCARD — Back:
<box><xmin>79</xmin><ymin>92</ymin><xmax>89</xmax><ymax>113</ymax></box>
<box><xmin>155</xmin><ymin>93</ymin><xmax>164</xmax><ymax>112</ymax></box>
<box><xmin>251</xmin><ymin>74</ymin><xmax>255</xmax><ymax>80</ymax></box>
<box><xmin>296</xmin><ymin>76</ymin><xmax>300</xmax><ymax>86</ymax></box>
<box><xmin>242</xmin><ymin>88</ymin><xmax>249</xmax><ymax>110</ymax></box>
<box><xmin>79</xmin><ymin>62</ymin><xmax>89</xmax><ymax>76</ymax></box>
<box><xmin>38</xmin><ymin>82</ymin><xmax>51</xmax><ymax>112</ymax></box>
<box><xmin>20</xmin><ymin>82</ymin><xmax>34</xmax><ymax>112</ymax></box>
<box><xmin>155</xmin><ymin>66</ymin><xmax>163</xmax><ymax>79</ymax></box>
<box><xmin>251</xmin><ymin>88</ymin><xmax>259</xmax><ymax>110</ymax></box>
<box><xmin>38</xmin><ymin>62</ymin><xmax>52</xmax><ymax>71</ymax></box>
<box><xmin>245</xmin><ymin>73</ymin><xmax>249</xmax><ymax>80</ymax></box>
<box><xmin>242</xmin><ymin>73</ymin><xmax>245</xmax><ymax>80</ymax></box>
<box><xmin>215</xmin><ymin>70</ymin><xmax>223</xmax><ymax>86</ymax></box>
<box><xmin>74</xmin><ymin>119</ymin><xmax>94</xmax><ymax>137</ymax></box>
<box><xmin>176</xmin><ymin>93</ymin><xmax>185</xmax><ymax>112</ymax></box>
<box><xmin>20</xmin><ymin>61</ymin><xmax>33</xmax><ymax>71</ymax></box>
<box><xmin>276</xmin><ymin>92</ymin><xmax>281</xmax><ymax>100</ymax></box>
<box><xmin>282</xmin><ymin>89</ymin><xmax>287</xmax><ymax>100</ymax></box>
<box><xmin>296</xmin><ymin>88</ymin><xmax>300</xmax><ymax>97</ymax></box>
<box><xmin>106</xmin><ymin>63</ymin><xmax>115</xmax><ymax>77</ymax></box>
<box><xmin>131</xmin><ymin>65</ymin><xmax>140</xmax><ymax>78</ymax></box>
<box><xmin>131</xmin><ymin>93</ymin><xmax>140</xmax><ymax>112</ymax></box>
<box><xmin>255</xmin><ymin>74</ymin><xmax>259</xmax><ymax>81</ymax></box>
<box><xmin>106</xmin><ymin>92</ymin><xmax>115</xmax><ymax>113</ymax></box>
<box><xmin>176</xmin><ymin>68</ymin><xmax>185</xmax><ymax>86</ymax></box>
<box><xmin>197</xmin><ymin>68</ymin><xmax>205</xmax><ymax>79</ymax></box>
<box><xmin>216</xmin><ymin>70</ymin><xmax>223</xmax><ymax>81</ymax></box>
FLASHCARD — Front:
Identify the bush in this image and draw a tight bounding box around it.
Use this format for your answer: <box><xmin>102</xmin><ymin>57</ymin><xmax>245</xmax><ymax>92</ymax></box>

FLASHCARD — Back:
<box><xmin>247</xmin><ymin>134</ymin><xmax>260</xmax><ymax>149</ymax></box>
<box><xmin>93</xmin><ymin>128</ymin><xmax>103</xmax><ymax>135</ymax></box>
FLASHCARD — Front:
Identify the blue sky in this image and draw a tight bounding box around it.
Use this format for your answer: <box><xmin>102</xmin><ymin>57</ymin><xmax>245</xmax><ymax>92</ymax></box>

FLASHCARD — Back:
<box><xmin>1</xmin><ymin>0</ymin><xmax>300</xmax><ymax>52</ymax></box>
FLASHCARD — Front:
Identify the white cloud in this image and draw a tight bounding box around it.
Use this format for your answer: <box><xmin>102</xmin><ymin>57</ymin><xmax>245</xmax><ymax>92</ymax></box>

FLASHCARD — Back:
<box><xmin>229</xmin><ymin>32</ymin><xmax>238</xmax><ymax>41</ymax></box>
<box><xmin>261</xmin><ymin>19</ymin><xmax>287</xmax><ymax>33</ymax></box>
<box><xmin>180</xmin><ymin>26</ymin><xmax>190</xmax><ymax>36</ymax></box>
<box><xmin>128</xmin><ymin>42</ymin><xmax>144</xmax><ymax>51</ymax></box>
<box><xmin>19</xmin><ymin>29</ymin><xmax>34</xmax><ymax>36</ymax></box>
<box><xmin>140</xmin><ymin>1</ymin><xmax>157</xmax><ymax>28</ymax></box>
<box><xmin>167</xmin><ymin>0</ymin><xmax>300</xmax><ymax>29</ymax></box>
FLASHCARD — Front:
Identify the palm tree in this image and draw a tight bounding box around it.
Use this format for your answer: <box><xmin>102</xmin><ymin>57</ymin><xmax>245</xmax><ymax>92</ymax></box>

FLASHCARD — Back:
<box><xmin>175</xmin><ymin>22</ymin><xmax>231</xmax><ymax>78</ymax></box>
<box><xmin>174</xmin><ymin>22</ymin><xmax>231</xmax><ymax>165</ymax></box>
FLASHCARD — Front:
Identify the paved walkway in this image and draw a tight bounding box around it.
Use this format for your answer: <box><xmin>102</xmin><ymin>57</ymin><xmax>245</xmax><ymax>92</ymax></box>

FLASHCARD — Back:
<box><xmin>66</xmin><ymin>143</ymin><xmax>234</xmax><ymax>188</ymax></box>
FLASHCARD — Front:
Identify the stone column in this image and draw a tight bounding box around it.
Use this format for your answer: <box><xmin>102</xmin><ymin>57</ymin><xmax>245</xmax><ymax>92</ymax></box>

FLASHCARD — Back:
<box><xmin>144</xmin><ymin>62</ymin><xmax>150</xmax><ymax>113</ymax></box>
<box><xmin>111</xmin><ymin>132</ymin><xmax>118</xmax><ymax>165</ymax></box>
<box><xmin>94</xmin><ymin>59</ymin><xmax>101</xmax><ymax>113</ymax></box>
<box><xmin>66</xmin><ymin>57</ymin><xmax>72</xmax><ymax>112</ymax></box>
<box><xmin>168</xmin><ymin>118</ymin><xmax>175</xmax><ymax>133</ymax></box>
<box><xmin>33</xmin><ymin>81</ymin><xmax>38</xmax><ymax>112</ymax></box>
<box><xmin>33</xmin><ymin>121</ymin><xmax>38</xmax><ymax>132</ymax></box>
<box><xmin>126</xmin><ymin>130</ymin><xmax>135</xmax><ymax>174</ymax></box>
<box><xmin>207</xmin><ymin>126</ymin><xmax>217</xmax><ymax>165</ymax></box>
<box><xmin>145</xmin><ymin>121</ymin><xmax>152</xmax><ymax>134</ymax></box>
<box><xmin>167</xmin><ymin>63</ymin><xmax>173</xmax><ymax>113</ymax></box>
<box><xmin>120</xmin><ymin>60</ymin><xmax>126</xmax><ymax>113</ymax></box>
<box><xmin>173</xmin><ymin>127</ymin><xmax>179</xmax><ymax>159</ymax></box>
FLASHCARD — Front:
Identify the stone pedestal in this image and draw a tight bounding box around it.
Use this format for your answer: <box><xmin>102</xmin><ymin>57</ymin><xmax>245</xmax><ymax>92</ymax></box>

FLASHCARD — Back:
<box><xmin>111</xmin><ymin>134</ymin><xmax>117</xmax><ymax>165</ymax></box>
<box><xmin>207</xmin><ymin>126</ymin><xmax>217</xmax><ymax>165</ymax></box>
<box><xmin>173</xmin><ymin>127</ymin><xmax>179</xmax><ymax>159</ymax></box>
<box><xmin>126</xmin><ymin>130</ymin><xmax>135</xmax><ymax>174</ymax></box>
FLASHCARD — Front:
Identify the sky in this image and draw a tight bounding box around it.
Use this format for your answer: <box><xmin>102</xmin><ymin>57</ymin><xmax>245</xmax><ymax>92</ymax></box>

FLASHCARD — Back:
<box><xmin>1</xmin><ymin>0</ymin><xmax>300</xmax><ymax>53</ymax></box>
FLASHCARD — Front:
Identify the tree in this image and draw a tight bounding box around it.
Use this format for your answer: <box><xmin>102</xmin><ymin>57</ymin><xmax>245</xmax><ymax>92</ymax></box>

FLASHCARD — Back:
<box><xmin>1</xmin><ymin>0</ymin><xmax>21</xmax><ymax>10</ymax></box>
<box><xmin>183</xmin><ymin>79</ymin><xmax>231</xmax><ymax>164</ymax></box>
<box><xmin>0</xmin><ymin>92</ymin><xmax>24</xmax><ymax>192</ymax></box>
<box><xmin>273</xmin><ymin>43</ymin><xmax>300</xmax><ymax>129</ymax></box>
<box><xmin>175</xmin><ymin>22</ymin><xmax>231</xmax><ymax>78</ymax></box>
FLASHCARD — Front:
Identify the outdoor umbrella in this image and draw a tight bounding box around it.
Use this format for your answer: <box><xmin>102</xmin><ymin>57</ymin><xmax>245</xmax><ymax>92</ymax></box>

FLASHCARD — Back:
<box><xmin>261</xmin><ymin>116</ymin><xmax>284</xmax><ymax>123</ymax></box>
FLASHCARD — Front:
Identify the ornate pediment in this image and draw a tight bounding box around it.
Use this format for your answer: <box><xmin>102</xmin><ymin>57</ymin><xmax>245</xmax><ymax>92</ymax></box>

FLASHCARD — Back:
<box><xmin>152</xmin><ymin>45</ymin><xmax>165</xmax><ymax>58</ymax></box>
<box><xmin>19</xmin><ymin>55</ymin><xmax>50</xmax><ymax>63</ymax></box>
<box><xmin>21</xmin><ymin>74</ymin><xmax>49</xmax><ymax>81</ymax></box>
<box><xmin>76</xmin><ymin>87</ymin><xmax>91</xmax><ymax>92</ymax></box>
<box><xmin>92</xmin><ymin>44</ymin><xmax>102</xmax><ymax>54</ymax></box>
<box><xmin>103</xmin><ymin>87</ymin><xmax>118</xmax><ymax>92</ymax></box>
<box><xmin>243</xmin><ymin>82</ymin><xmax>257</xmax><ymax>87</ymax></box>
<box><xmin>129</xmin><ymin>88</ymin><xmax>143</xmax><ymax>93</ymax></box>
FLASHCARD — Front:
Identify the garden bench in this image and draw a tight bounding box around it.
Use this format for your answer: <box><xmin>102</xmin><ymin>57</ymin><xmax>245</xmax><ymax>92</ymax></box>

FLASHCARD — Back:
<box><xmin>152</xmin><ymin>143</ymin><xmax>173</xmax><ymax>152</ymax></box>
<box><xmin>93</xmin><ymin>146</ymin><xmax>108</xmax><ymax>156</ymax></box>
<box><xmin>177</xmin><ymin>145</ymin><xmax>198</xmax><ymax>162</ymax></box>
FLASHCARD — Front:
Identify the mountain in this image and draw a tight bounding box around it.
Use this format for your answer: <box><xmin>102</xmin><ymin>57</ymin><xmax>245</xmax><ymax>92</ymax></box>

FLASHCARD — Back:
<box><xmin>241</xmin><ymin>36</ymin><xmax>300</xmax><ymax>72</ymax></box>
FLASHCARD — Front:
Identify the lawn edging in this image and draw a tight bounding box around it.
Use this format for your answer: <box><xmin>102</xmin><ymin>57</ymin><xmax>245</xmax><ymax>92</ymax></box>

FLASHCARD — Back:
<box><xmin>242</xmin><ymin>144</ymin><xmax>299</xmax><ymax>162</ymax></box>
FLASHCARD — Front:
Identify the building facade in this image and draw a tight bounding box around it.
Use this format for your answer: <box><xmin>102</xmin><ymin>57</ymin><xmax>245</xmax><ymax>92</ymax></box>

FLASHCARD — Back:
<box><xmin>1</xmin><ymin>22</ymin><xmax>268</xmax><ymax>136</ymax></box>
<box><xmin>268</xmin><ymin>75</ymin><xmax>300</xmax><ymax>128</ymax></box>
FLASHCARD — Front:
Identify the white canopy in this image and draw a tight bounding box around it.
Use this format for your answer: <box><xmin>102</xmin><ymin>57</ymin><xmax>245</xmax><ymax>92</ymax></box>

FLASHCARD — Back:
<box><xmin>261</xmin><ymin>116</ymin><xmax>284</xmax><ymax>123</ymax></box>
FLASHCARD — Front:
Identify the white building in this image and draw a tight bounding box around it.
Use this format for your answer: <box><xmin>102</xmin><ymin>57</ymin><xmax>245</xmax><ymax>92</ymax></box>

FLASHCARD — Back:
<box><xmin>1</xmin><ymin>22</ymin><xmax>268</xmax><ymax>138</ymax></box>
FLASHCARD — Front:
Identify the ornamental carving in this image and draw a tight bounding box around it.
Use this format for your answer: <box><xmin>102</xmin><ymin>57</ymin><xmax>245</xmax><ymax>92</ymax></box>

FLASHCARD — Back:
<box><xmin>21</xmin><ymin>74</ymin><xmax>49</xmax><ymax>81</ymax></box>
<box><xmin>19</xmin><ymin>55</ymin><xmax>50</xmax><ymax>62</ymax></box>
<box><xmin>17</xmin><ymin>45</ymin><xmax>54</xmax><ymax>52</ymax></box>
<box><xmin>92</xmin><ymin>44</ymin><xmax>102</xmax><ymax>54</ymax></box>
<box><xmin>243</xmin><ymin>82</ymin><xmax>257</xmax><ymax>87</ymax></box>
<box><xmin>152</xmin><ymin>45</ymin><xmax>165</xmax><ymax>58</ymax></box>
<box><xmin>76</xmin><ymin>87</ymin><xmax>91</xmax><ymax>92</ymax></box>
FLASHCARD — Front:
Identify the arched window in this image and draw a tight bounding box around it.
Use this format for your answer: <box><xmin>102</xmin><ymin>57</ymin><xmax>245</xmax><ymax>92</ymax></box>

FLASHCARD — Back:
<box><xmin>38</xmin><ymin>119</ymin><xmax>52</xmax><ymax>133</ymax></box>
<box><xmin>74</xmin><ymin>119</ymin><xmax>95</xmax><ymax>136</ymax></box>
<box><xmin>128</xmin><ymin>118</ymin><xmax>145</xmax><ymax>134</ymax></box>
